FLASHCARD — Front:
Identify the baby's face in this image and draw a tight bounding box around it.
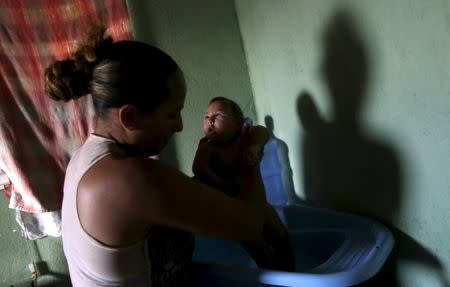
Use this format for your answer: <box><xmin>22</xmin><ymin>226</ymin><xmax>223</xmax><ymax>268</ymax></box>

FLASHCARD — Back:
<box><xmin>203</xmin><ymin>101</ymin><xmax>241</xmax><ymax>143</ymax></box>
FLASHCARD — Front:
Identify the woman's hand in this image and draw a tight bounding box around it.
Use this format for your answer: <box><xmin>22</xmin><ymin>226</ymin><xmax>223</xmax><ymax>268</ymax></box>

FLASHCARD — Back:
<box><xmin>263</xmin><ymin>203</ymin><xmax>289</xmax><ymax>238</ymax></box>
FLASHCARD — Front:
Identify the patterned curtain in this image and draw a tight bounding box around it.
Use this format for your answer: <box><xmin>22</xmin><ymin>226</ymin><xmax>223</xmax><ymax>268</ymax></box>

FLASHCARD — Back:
<box><xmin>0</xmin><ymin>0</ymin><xmax>133</xmax><ymax>213</ymax></box>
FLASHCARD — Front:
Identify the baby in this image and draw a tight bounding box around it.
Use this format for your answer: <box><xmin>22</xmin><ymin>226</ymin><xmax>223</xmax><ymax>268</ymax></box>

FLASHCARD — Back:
<box><xmin>193</xmin><ymin>97</ymin><xmax>295</xmax><ymax>271</ymax></box>
<box><xmin>193</xmin><ymin>97</ymin><xmax>269</xmax><ymax>195</ymax></box>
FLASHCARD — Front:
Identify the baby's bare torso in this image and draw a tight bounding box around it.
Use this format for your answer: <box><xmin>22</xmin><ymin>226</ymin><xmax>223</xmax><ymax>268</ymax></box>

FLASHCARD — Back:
<box><xmin>209</xmin><ymin>136</ymin><xmax>244</xmax><ymax>180</ymax></box>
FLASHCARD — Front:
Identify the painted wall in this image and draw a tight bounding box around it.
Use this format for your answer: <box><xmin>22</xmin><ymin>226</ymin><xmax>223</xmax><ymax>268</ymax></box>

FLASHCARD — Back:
<box><xmin>126</xmin><ymin>0</ymin><xmax>256</xmax><ymax>174</ymax></box>
<box><xmin>235</xmin><ymin>0</ymin><xmax>450</xmax><ymax>286</ymax></box>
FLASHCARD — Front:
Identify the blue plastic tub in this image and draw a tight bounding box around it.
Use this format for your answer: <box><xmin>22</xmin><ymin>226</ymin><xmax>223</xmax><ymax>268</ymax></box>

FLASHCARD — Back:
<box><xmin>192</xmin><ymin>204</ymin><xmax>394</xmax><ymax>287</ymax></box>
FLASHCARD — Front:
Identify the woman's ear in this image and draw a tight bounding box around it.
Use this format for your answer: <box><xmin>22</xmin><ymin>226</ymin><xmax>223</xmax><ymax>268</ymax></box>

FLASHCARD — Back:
<box><xmin>118</xmin><ymin>105</ymin><xmax>139</xmax><ymax>131</ymax></box>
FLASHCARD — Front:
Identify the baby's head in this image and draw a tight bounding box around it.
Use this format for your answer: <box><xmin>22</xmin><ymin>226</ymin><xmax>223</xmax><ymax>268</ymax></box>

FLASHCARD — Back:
<box><xmin>203</xmin><ymin>97</ymin><xmax>244</xmax><ymax>143</ymax></box>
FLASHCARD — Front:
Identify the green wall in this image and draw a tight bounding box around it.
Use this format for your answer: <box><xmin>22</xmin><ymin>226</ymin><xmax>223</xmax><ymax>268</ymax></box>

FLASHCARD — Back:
<box><xmin>235</xmin><ymin>0</ymin><xmax>450</xmax><ymax>286</ymax></box>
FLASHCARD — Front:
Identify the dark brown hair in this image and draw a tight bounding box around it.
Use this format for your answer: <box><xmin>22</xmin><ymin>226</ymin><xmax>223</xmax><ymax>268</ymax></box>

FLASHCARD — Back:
<box><xmin>44</xmin><ymin>23</ymin><xmax>180</xmax><ymax>117</ymax></box>
<box><xmin>209</xmin><ymin>97</ymin><xmax>244</xmax><ymax>122</ymax></box>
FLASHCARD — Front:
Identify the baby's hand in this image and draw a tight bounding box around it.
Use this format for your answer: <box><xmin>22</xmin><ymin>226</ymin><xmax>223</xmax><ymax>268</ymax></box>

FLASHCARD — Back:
<box><xmin>243</xmin><ymin>145</ymin><xmax>264</xmax><ymax>166</ymax></box>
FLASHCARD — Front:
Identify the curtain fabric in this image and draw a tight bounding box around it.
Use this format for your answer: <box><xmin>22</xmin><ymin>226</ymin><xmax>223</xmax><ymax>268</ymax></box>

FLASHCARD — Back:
<box><xmin>0</xmin><ymin>0</ymin><xmax>133</xmax><ymax>213</ymax></box>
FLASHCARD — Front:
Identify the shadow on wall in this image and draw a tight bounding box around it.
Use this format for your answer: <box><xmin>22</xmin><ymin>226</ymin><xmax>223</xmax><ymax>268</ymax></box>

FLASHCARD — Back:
<box><xmin>296</xmin><ymin>9</ymin><xmax>448</xmax><ymax>287</ymax></box>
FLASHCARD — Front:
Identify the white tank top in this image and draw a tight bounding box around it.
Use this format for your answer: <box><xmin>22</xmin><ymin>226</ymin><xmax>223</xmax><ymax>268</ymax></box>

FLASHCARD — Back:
<box><xmin>62</xmin><ymin>134</ymin><xmax>194</xmax><ymax>287</ymax></box>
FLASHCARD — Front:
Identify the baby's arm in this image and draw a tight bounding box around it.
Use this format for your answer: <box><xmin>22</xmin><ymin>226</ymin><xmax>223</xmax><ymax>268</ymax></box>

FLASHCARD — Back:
<box><xmin>193</xmin><ymin>139</ymin><xmax>235</xmax><ymax>193</ymax></box>
<box><xmin>243</xmin><ymin>125</ymin><xmax>271</xmax><ymax>166</ymax></box>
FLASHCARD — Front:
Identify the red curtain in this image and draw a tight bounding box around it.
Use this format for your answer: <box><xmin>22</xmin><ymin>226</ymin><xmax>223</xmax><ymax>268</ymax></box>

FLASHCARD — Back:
<box><xmin>0</xmin><ymin>0</ymin><xmax>133</xmax><ymax>212</ymax></box>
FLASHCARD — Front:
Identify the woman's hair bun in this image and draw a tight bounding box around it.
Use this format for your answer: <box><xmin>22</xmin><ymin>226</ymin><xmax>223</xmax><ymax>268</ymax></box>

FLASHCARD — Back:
<box><xmin>44</xmin><ymin>23</ymin><xmax>113</xmax><ymax>102</ymax></box>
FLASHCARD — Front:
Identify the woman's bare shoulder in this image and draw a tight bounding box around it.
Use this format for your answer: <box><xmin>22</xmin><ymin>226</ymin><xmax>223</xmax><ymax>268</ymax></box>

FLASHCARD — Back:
<box><xmin>77</xmin><ymin>155</ymin><xmax>168</xmax><ymax>211</ymax></box>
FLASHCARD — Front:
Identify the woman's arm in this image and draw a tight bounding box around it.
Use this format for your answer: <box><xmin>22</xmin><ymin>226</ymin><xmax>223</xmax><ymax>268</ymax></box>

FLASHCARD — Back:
<box><xmin>263</xmin><ymin>203</ymin><xmax>289</xmax><ymax>238</ymax></box>
<box><xmin>135</xmin><ymin>157</ymin><xmax>266</xmax><ymax>240</ymax></box>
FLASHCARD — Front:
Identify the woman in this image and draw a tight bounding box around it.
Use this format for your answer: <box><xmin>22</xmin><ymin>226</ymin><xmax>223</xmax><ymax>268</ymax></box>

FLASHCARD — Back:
<box><xmin>45</xmin><ymin>24</ymin><xmax>278</xmax><ymax>286</ymax></box>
